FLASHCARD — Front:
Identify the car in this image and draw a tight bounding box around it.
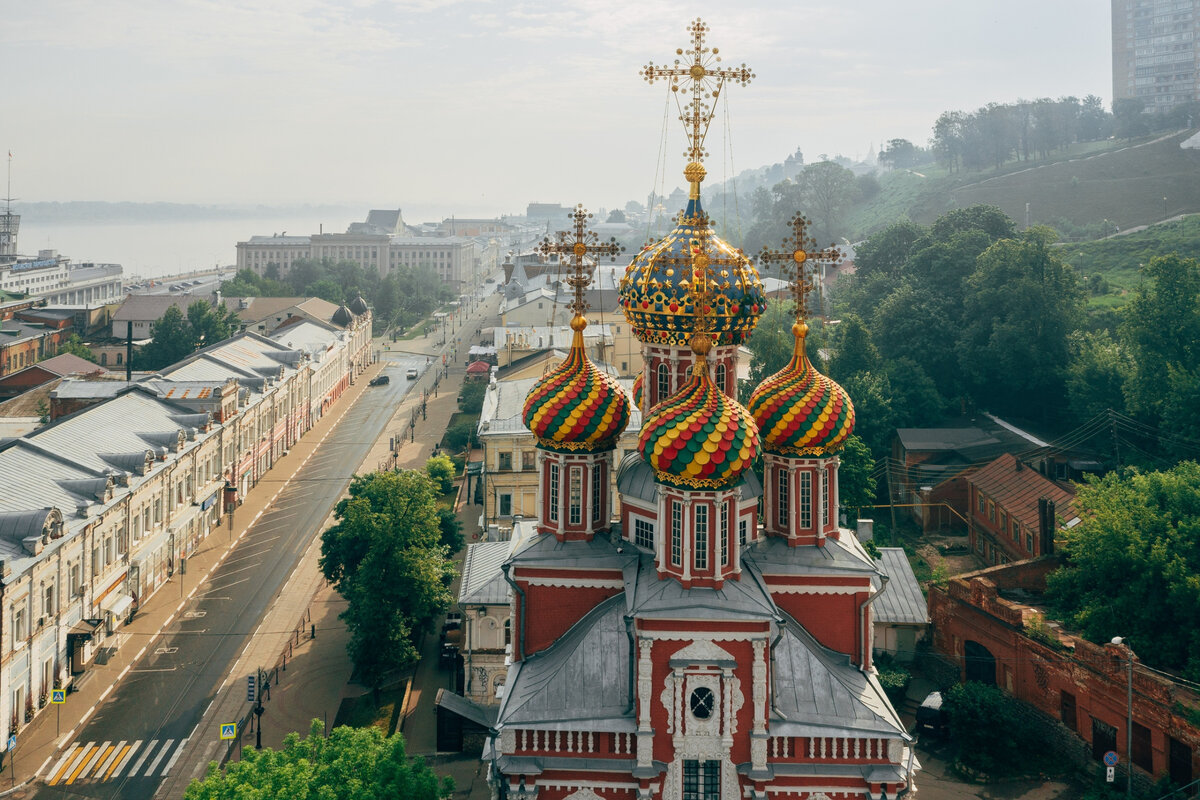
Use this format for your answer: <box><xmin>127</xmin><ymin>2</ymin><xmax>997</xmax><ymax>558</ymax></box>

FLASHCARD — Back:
<box><xmin>915</xmin><ymin>691</ymin><xmax>950</xmax><ymax>737</ymax></box>
<box><xmin>368</xmin><ymin>375</ymin><xmax>390</xmax><ymax>386</ymax></box>
<box><xmin>406</xmin><ymin>368</ymin><xmax>418</xmax><ymax>379</ymax></box>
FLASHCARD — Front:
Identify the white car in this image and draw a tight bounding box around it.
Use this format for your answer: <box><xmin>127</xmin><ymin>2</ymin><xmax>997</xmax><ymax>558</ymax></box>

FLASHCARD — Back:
<box><xmin>406</xmin><ymin>368</ymin><xmax>418</xmax><ymax>379</ymax></box>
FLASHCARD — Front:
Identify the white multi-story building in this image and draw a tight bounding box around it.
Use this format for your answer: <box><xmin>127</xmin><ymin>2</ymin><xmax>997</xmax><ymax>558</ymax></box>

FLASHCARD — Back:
<box><xmin>0</xmin><ymin>251</ymin><xmax>123</xmax><ymax>307</ymax></box>
<box><xmin>1113</xmin><ymin>0</ymin><xmax>1200</xmax><ymax>113</ymax></box>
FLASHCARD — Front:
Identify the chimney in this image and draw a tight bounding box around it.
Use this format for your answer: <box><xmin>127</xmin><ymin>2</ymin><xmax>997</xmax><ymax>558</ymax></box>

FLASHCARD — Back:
<box><xmin>1038</xmin><ymin>497</ymin><xmax>1056</xmax><ymax>556</ymax></box>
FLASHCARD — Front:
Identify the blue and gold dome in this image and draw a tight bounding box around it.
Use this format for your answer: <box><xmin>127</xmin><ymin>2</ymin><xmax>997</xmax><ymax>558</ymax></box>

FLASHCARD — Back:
<box><xmin>619</xmin><ymin>163</ymin><xmax>766</xmax><ymax>348</ymax></box>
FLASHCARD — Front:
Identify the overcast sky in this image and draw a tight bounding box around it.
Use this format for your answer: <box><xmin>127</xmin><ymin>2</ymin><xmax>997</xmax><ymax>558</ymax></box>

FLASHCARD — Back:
<box><xmin>3</xmin><ymin>1</ymin><xmax>1111</xmax><ymax>217</ymax></box>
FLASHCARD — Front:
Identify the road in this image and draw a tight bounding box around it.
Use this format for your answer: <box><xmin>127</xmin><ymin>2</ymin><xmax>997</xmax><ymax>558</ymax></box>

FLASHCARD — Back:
<box><xmin>31</xmin><ymin>354</ymin><xmax>431</xmax><ymax>800</ymax></box>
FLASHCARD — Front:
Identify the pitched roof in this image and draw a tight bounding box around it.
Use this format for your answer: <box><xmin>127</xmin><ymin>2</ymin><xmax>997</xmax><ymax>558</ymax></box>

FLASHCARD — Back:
<box><xmin>967</xmin><ymin>452</ymin><xmax>1078</xmax><ymax>531</ymax></box>
<box><xmin>112</xmin><ymin>294</ymin><xmax>240</xmax><ymax>322</ymax></box>
<box><xmin>30</xmin><ymin>353</ymin><xmax>104</xmax><ymax>377</ymax></box>
<box><xmin>874</xmin><ymin>548</ymin><xmax>929</xmax><ymax>626</ymax></box>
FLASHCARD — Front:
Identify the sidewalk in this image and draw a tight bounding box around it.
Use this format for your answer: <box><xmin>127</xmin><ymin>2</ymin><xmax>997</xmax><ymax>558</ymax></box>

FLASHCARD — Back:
<box><xmin>2</xmin><ymin>358</ymin><xmax>386</xmax><ymax>798</ymax></box>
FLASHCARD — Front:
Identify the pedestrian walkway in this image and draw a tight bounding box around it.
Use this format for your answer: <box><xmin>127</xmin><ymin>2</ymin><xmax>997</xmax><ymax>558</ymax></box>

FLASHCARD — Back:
<box><xmin>44</xmin><ymin>737</ymin><xmax>188</xmax><ymax>787</ymax></box>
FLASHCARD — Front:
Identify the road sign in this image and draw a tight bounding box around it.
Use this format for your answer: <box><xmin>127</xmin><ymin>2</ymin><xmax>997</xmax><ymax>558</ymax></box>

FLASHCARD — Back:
<box><xmin>220</xmin><ymin>723</ymin><xmax>237</xmax><ymax>740</ymax></box>
<box><xmin>1107</xmin><ymin>766</ymin><xmax>1116</xmax><ymax>782</ymax></box>
<box><xmin>247</xmin><ymin>674</ymin><xmax>257</xmax><ymax>703</ymax></box>
<box><xmin>1104</xmin><ymin>750</ymin><xmax>1119</xmax><ymax>767</ymax></box>
<box><xmin>6</xmin><ymin>735</ymin><xmax>14</xmax><ymax>750</ymax></box>
<box><xmin>50</xmin><ymin>689</ymin><xmax>65</xmax><ymax>704</ymax></box>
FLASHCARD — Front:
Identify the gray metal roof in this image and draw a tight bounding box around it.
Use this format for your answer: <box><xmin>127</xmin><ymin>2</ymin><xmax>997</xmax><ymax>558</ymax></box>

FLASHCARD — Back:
<box><xmin>497</xmin><ymin>595</ymin><xmax>634</xmax><ymax>731</ymax></box>
<box><xmin>771</xmin><ymin>621</ymin><xmax>908</xmax><ymax>739</ymax></box>
<box><xmin>479</xmin><ymin>376</ymin><xmax>640</xmax><ymax>438</ymax></box>
<box><xmin>459</xmin><ymin>541</ymin><xmax>513</xmax><ymax>606</ymax></box>
<box><xmin>744</xmin><ymin>532</ymin><xmax>880</xmax><ymax>578</ymax></box>
<box><xmin>627</xmin><ymin>553</ymin><xmax>778</xmax><ymax>620</ymax></box>
<box><xmin>435</xmin><ymin>688</ymin><xmax>498</xmax><ymax>729</ymax></box>
<box><xmin>615</xmin><ymin>451</ymin><xmax>657</xmax><ymax>503</ymax></box>
<box><xmin>874</xmin><ymin>548</ymin><xmax>930</xmax><ymax>626</ymax></box>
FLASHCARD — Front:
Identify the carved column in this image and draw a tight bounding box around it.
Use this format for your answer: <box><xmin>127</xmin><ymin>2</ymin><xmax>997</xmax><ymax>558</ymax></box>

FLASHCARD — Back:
<box><xmin>636</xmin><ymin>637</ymin><xmax>654</xmax><ymax>770</ymax></box>
<box><xmin>751</xmin><ymin>638</ymin><xmax>768</xmax><ymax>771</ymax></box>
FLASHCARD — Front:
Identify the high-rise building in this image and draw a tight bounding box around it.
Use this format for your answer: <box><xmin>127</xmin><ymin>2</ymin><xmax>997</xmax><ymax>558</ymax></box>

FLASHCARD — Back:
<box><xmin>1112</xmin><ymin>0</ymin><xmax>1200</xmax><ymax>113</ymax></box>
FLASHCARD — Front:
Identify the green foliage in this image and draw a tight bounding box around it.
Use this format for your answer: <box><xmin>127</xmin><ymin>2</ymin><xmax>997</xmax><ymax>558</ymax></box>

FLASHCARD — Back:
<box><xmin>1065</xmin><ymin>330</ymin><xmax>1131</xmax><ymax>423</ymax></box>
<box><xmin>135</xmin><ymin>300</ymin><xmax>241</xmax><ymax>370</ymax></box>
<box><xmin>837</xmin><ymin>434</ymin><xmax>878</xmax><ymax>514</ymax></box>
<box><xmin>1059</xmin><ymin>215</ymin><xmax>1200</xmax><ymax>291</ymax></box>
<box><xmin>746</xmin><ymin>301</ymin><xmax>795</xmax><ymax>388</ymax></box>
<box><xmin>306</xmin><ymin>278</ymin><xmax>345</xmax><ymax>304</ymax></box>
<box><xmin>442</xmin><ymin>418</ymin><xmax>477</xmax><ymax>454</ymax></box>
<box><xmin>457</xmin><ymin>381</ymin><xmax>487</xmax><ymax>415</ymax></box>
<box><xmin>55</xmin><ymin>334</ymin><xmax>96</xmax><ymax>362</ymax></box>
<box><xmin>796</xmin><ymin>160</ymin><xmax>860</xmax><ymax>244</ymax></box>
<box><xmin>319</xmin><ymin>471</ymin><xmax>456</xmax><ymax>688</ymax></box>
<box><xmin>1023</xmin><ymin>612</ymin><xmax>1063</xmax><ymax>650</ymax></box>
<box><xmin>874</xmin><ymin>655</ymin><xmax>912</xmax><ymax>704</ymax></box>
<box><xmin>826</xmin><ymin>315</ymin><xmax>879</xmax><ymax>383</ymax></box>
<box><xmin>424</xmin><ymin>454</ymin><xmax>456</xmax><ymax>496</ymax></box>
<box><xmin>436</xmin><ymin>507</ymin><xmax>465</xmax><ymax>555</ymax></box>
<box><xmin>35</xmin><ymin>399</ymin><xmax>49</xmax><ymax>425</ymax></box>
<box><xmin>183</xmin><ymin>718</ymin><xmax>453</xmax><ymax>800</ymax></box>
<box><xmin>944</xmin><ymin>682</ymin><xmax>1029</xmax><ymax>774</ymax></box>
<box><xmin>1046</xmin><ymin>462</ymin><xmax>1200</xmax><ymax>679</ymax></box>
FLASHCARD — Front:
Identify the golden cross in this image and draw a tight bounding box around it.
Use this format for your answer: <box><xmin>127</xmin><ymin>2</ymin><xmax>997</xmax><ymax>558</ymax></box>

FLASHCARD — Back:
<box><xmin>536</xmin><ymin>204</ymin><xmax>624</xmax><ymax>318</ymax></box>
<box><xmin>758</xmin><ymin>213</ymin><xmax>841</xmax><ymax>321</ymax></box>
<box><xmin>641</xmin><ymin>18</ymin><xmax>754</xmax><ymax>164</ymax></box>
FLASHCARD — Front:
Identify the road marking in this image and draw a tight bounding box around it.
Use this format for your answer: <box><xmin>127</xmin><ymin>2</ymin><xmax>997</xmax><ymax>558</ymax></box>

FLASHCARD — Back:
<box><xmin>96</xmin><ymin>740</ymin><xmax>124</xmax><ymax>777</ymax></box>
<box><xmin>48</xmin><ymin>744</ymin><xmax>81</xmax><ymax>784</ymax></box>
<box><xmin>110</xmin><ymin>739</ymin><xmax>142</xmax><ymax>778</ymax></box>
<box><xmin>126</xmin><ymin>739</ymin><xmax>157</xmax><ymax>777</ymax></box>
<box><xmin>65</xmin><ymin>742</ymin><xmax>103</xmax><ymax>784</ymax></box>
<box><xmin>144</xmin><ymin>737</ymin><xmax>174</xmax><ymax>776</ymax></box>
<box><xmin>161</xmin><ymin>737</ymin><xmax>188</xmax><ymax>775</ymax></box>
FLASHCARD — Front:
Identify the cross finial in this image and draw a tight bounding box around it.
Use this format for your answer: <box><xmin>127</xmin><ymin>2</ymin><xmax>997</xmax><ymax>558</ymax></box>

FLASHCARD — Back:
<box><xmin>536</xmin><ymin>205</ymin><xmax>624</xmax><ymax>320</ymax></box>
<box><xmin>758</xmin><ymin>213</ymin><xmax>841</xmax><ymax>322</ymax></box>
<box><xmin>641</xmin><ymin>18</ymin><xmax>754</xmax><ymax>164</ymax></box>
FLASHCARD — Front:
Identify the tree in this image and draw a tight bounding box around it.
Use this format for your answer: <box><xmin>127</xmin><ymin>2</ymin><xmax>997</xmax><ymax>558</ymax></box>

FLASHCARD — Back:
<box><xmin>183</xmin><ymin>719</ymin><xmax>453</xmax><ymax>800</ymax></box>
<box><xmin>606</xmin><ymin>209</ymin><xmax>626</xmax><ymax>223</ymax></box>
<box><xmin>436</xmin><ymin>507</ymin><xmax>465</xmax><ymax>555</ymax></box>
<box><xmin>827</xmin><ymin>315</ymin><xmax>879</xmax><ymax>383</ymax></box>
<box><xmin>55</xmin><ymin>334</ymin><xmax>96</xmax><ymax>363</ymax></box>
<box><xmin>306</xmin><ymin>278</ymin><xmax>345</xmax><ymax>305</ymax></box>
<box><xmin>878</xmin><ymin>139</ymin><xmax>922</xmax><ymax>169</ymax></box>
<box><xmin>944</xmin><ymin>682</ymin><xmax>1029</xmax><ymax>774</ymax></box>
<box><xmin>838</xmin><ymin>434</ymin><xmax>877</xmax><ymax>516</ymax></box>
<box><xmin>136</xmin><ymin>305</ymin><xmax>194</xmax><ymax>370</ymax></box>
<box><xmin>746</xmin><ymin>301</ymin><xmax>796</xmax><ymax>388</ymax></box>
<box><xmin>458</xmin><ymin>381</ymin><xmax>487</xmax><ymax>415</ymax></box>
<box><xmin>1046</xmin><ymin>462</ymin><xmax>1200</xmax><ymax>679</ymax></box>
<box><xmin>796</xmin><ymin>160</ymin><xmax>859</xmax><ymax>244</ymax></box>
<box><xmin>837</xmin><ymin>371</ymin><xmax>896</xmax><ymax>456</ymax></box>
<box><xmin>1065</xmin><ymin>330</ymin><xmax>1131</xmax><ymax>423</ymax></box>
<box><xmin>320</xmin><ymin>471</ymin><xmax>456</xmax><ymax>689</ymax></box>
<box><xmin>1113</xmin><ymin>97</ymin><xmax>1149</xmax><ymax>141</ymax></box>
<box><xmin>425</xmin><ymin>454</ymin><xmax>456</xmax><ymax>496</ymax></box>
<box><xmin>852</xmin><ymin>219</ymin><xmax>926</xmax><ymax>278</ymax></box>
<box><xmin>186</xmin><ymin>300</ymin><xmax>238</xmax><ymax>351</ymax></box>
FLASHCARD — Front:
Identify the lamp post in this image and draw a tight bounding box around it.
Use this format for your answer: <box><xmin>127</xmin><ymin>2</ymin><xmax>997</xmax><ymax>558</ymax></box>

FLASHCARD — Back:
<box><xmin>1111</xmin><ymin>636</ymin><xmax>1134</xmax><ymax>799</ymax></box>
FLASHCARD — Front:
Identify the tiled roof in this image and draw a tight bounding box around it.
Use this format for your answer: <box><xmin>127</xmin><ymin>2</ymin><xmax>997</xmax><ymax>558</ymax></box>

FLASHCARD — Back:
<box><xmin>967</xmin><ymin>452</ymin><xmax>1078</xmax><ymax>531</ymax></box>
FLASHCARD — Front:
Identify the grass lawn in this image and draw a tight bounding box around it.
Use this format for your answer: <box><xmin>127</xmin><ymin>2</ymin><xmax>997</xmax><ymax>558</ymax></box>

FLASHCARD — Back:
<box><xmin>399</xmin><ymin>318</ymin><xmax>434</xmax><ymax>340</ymax></box>
<box><xmin>332</xmin><ymin>682</ymin><xmax>409</xmax><ymax>735</ymax></box>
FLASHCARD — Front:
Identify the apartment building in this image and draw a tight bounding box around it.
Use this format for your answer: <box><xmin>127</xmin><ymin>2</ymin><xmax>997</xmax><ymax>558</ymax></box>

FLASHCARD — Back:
<box><xmin>1113</xmin><ymin>0</ymin><xmax>1200</xmax><ymax>113</ymax></box>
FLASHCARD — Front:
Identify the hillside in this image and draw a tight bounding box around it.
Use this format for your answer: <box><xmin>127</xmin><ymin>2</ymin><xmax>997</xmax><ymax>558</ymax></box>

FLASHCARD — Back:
<box><xmin>1058</xmin><ymin>212</ymin><xmax>1200</xmax><ymax>290</ymax></box>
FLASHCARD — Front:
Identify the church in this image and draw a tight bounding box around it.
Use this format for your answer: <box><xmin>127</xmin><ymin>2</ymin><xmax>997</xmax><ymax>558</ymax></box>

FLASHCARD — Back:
<box><xmin>483</xmin><ymin>20</ymin><xmax>918</xmax><ymax>800</ymax></box>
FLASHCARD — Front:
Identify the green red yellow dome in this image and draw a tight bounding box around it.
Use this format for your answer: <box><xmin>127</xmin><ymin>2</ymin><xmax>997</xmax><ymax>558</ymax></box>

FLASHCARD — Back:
<box><xmin>618</xmin><ymin>190</ymin><xmax>765</xmax><ymax>348</ymax></box>
<box><xmin>523</xmin><ymin>317</ymin><xmax>631</xmax><ymax>452</ymax></box>
<box><xmin>747</xmin><ymin>322</ymin><xmax>855</xmax><ymax>456</ymax></box>
<box><xmin>632</xmin><ymin>372</ymin><xmax>644</xmax><ymax>407</ymax></box>
<box><xmin>638</xmin><ymin>341</ymin><xmax>759</xmax><ymax>489</ymax></box>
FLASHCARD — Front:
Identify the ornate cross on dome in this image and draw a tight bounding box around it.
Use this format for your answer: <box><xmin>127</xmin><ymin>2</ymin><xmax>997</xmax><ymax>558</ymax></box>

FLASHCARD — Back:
<box><xmin>641</xmin><ymin>18</ymin><xmax>754</xmax><ymax>164</ymax></box>
<box><xmin>758</xmin><ymin>213</ymin><xmax>841</xmax><ymax>322</ymax></box>
<box><xmin>536</xmin><ymin>204</ymin><xmax>624</xmax><ymax>319</ymax></box>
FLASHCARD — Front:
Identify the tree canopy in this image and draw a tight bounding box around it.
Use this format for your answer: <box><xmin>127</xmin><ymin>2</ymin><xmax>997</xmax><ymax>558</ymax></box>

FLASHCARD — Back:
<box><xmin>1046</xmin><ymin>462</ymin><xmax>1200</xmax><ymax>679</ymax></box>
<box><xmin>136</xmin><ymin>300</ymin><xmax>241</xmax><ymax>370</ymax></box>
<box><xmin>319</xmin><ymin>470</ymin><xmax>456</xmax><ymax>689</ymax></box>
<box><xmin>183</xmin><ymin>719</ymin><xmax>453</xmax><ymax>800</ymax></box>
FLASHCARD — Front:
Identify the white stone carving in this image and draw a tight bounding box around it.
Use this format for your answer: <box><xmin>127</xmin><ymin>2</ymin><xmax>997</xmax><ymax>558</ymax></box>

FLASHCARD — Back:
<box><xmin>669</xmin><ymin>638</ymin><xmax>735</xmax><ymax>665</ymax></box>
<box><xmin>563</xmin><ymin>788</ymin><xmax>606</xmax><ymax>800</ymax></box>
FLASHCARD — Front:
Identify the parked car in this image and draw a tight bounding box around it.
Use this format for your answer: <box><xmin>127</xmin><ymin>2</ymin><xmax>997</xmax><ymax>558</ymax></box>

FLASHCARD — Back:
<box><xmin>406</xmin><ymin>368</ymin><xmax>418</xmax><ymax>379</ymax></box>
<box><xmin>915</xmin><ymin>691</ymin><xmax>950</xmax><ymax>737</ymax></box>
<box><xmin>368</xmin><ymin>375</ymin><xmax>390</xmax><ymax>386</ymax></box>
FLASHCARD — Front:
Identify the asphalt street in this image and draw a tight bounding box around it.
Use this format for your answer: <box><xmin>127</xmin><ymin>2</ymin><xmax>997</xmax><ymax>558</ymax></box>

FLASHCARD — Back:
<box><xmin>31</xmin><ymin>354</ymin><xmax>430</xmax><ymax>800</ymax></box>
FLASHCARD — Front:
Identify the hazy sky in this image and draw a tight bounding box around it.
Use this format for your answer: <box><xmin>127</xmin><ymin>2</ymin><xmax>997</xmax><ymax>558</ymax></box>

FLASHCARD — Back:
<box><xmin>4</xmin><ymin>1</ymin><xmax>1111</xmax><ymax>218</ymax></box>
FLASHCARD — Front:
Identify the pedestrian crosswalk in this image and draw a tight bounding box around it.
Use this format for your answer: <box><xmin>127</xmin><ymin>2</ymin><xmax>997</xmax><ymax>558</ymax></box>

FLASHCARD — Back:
<box><xmin>44</xmin><ymin>737</ymin><xmax>189</xmax><ymax>785</ymax></box>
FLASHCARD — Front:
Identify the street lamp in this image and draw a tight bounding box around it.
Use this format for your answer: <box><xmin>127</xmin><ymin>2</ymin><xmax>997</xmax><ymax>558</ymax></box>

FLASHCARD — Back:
<box><xmin>1111</xmin><ymin>636</ymin><xmax>1134</xmax><ymax>799</ymax></box>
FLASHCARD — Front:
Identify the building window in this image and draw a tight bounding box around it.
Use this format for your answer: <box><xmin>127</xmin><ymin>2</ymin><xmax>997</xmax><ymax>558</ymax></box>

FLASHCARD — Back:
<box><xmin>1026</xmin><ymin>531</ymin><xmax>1034</xmax><ymax>553</ymax></box>
<box><xmin>739</xmin><ymin>518</ymin><xmax>748</xmax><ymax>546</ymax></box>
<box><xmin>822</xmin><ymin>470</ymin><xmax>831</xmax><ymax>528</ymax></box>
<box><xmin>671</xmin><ymin>501</ymin><xmax>683</xmax><ymax>566</ymax></box>
<box><xmin>1012</xmin><ymin>520</ymin><xmax>1020</xmax><ymax>541</ymax></box>
<box><xmin>13</xmin><ymin>603</ymin><xmax>26</xmax><ymax>643</ymax></box>
<box><xmin>521</xmin><ymin>450</ymin><xmax>535</xmax><ymax>471</ymax></box>
<box><xmin>683</xmin><ymin>759</ymin><xmax>720</xmax><ymax>800</ymax></box>
<box><xmin>987</xmin><ymin>500</ymin><xmax>996</xmax><ymax>523</ymax></box>
<box><xmin>694</xmin><ymin>506</ymin><xmax>708</xmax><ymax>570</ymax></box>
<box><xmin>1132</xmin><ymin>721</ymin><xmax>1153</xmax><ymax>773</ymax></box>
<box><xmin>799</xmin><ymin>471</ymin><xmax>811</xmax><ymax>529</ymax></box>
<box><xmin>549</xmin><ymin>468</ymin><xmax>559</xmax><ymax>522</ymax></box>
<box><xmin>720</xmin><ymin>502</ymin><xmax>729</xmax><ymax>566</ymax></box>
<box><xmin>657</xmin><ymin>363</ymin><xmax>670</xmax><ymax>402</ymax></box>
<box><xmin>778</xmin><ymin>470</ymin><xmax>790</xmax><ymax>529</ymax></box>
<box><xmin>715</xmin><ymin>362</ymin><xmax>726</xmax><ymax>393</ymax></box>
<box><xmin>977</xmin><ymin>492</ymin><xmax>986</xmax><ymax>514</ymax></box>
<box><xmin>635</xmin><ymin>518</ymin><xmax>655</xmax><ymax>550</ymax></box>
<box><xmin>92</xmin><ymin>545</ymin><xmax>101</xmax><ymax>577</ymax></box>
<box><xmin>569</xmin><ymin>468</ymin><xmax>582</xmax><ymax>525</ymax></box>
<box><xmin>591</xmin><ymin>465</ymin><xmax>602</xmax><ymax>523</ymax></box>
<box><xmin>1000</xmin><ymin>510</ymin><xmax>1008</xmax><ymax>534</ymax></box>
<box><xmin>497</xmin><ymin>452</ymin><xmax>512</xmax><ymax>471</ymax></box>
<box><xmin>499</xmin><ymin>493</ymin><xmax>512</xmax><ymax>517</ymax></box>
<box><xmin>44</xmin><ymin>583</ymin><xmax>55</xmax><ymax>617</ymax></box>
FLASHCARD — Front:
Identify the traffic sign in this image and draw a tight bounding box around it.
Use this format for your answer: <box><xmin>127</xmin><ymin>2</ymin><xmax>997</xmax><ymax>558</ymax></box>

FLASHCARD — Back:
<box><xmin>7</xmin><ymin>735</ymin><xmax>14</xmax><ymax>750</ymax></box>
<box><xmin>50</xmin><ymin>689</ymin><xmax>65</xmax><ymax>704</ymax></box>
<box><xmin>247</xmin><ymin>674</ymin><xmax>257</xmax><ymax>703</ymax></box>
<box><xmin>220</xmin><ymin>723</ymin><xmax>237</xmax><ymax>740</ymax></box>
<box><xmin>1104</xmin><ymin>750</ymin><xmax>1119</xmax><ymax>767</ymax></box>
<box><xmin>1107</xmin><ymin>766</ymin><xmax>1116</xmax><ymax>782</ymax></box>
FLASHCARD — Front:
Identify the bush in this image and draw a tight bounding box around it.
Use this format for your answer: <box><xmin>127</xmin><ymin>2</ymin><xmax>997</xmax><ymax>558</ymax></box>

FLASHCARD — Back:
<box><xmin>437</xmin><ymin>507</ymin><xmax>465</xmax><ymax>555</ymax></box>
<box><xmin>425</xmin><ymin>454</ymin><xmax>456</xmax><ymax>495</ymax></box>
<box><xmin>442</xmin><ymin>419</ymin><xmax>477</xmax><ymax>453</ymax></box>
<box><xmin>874</xmin><ymin>654</ymin><xmax>911</xmax><ymax>705</ymax></box>
<box><xmin>458</xmin><ymin>382</ymin><xmax>487</xmax><ymax>415</ymax></box>
<box><xmin>944</xmin><ymin>682</ymin><xmax>1027</xmax><ymax>774</ymax></box>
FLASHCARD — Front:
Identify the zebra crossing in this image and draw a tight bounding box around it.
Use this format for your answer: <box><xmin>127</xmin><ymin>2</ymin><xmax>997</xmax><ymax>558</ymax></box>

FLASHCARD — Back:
<box><xmin>44</xmin><ymin>737</ymin><xmax>189</xmax><ymax>785</ymax></box>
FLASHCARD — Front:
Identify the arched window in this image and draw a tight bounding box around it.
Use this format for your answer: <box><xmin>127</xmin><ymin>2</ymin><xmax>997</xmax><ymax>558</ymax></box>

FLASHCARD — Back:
<box><xmin>715</xmin><ymin>362</ymin><xmax>726</xmax><ymax>393</ymax></box>
<box><xmin>657</xmin><ymin>363</ymin><xmax>670</xmax><ymax>403</ymax></box>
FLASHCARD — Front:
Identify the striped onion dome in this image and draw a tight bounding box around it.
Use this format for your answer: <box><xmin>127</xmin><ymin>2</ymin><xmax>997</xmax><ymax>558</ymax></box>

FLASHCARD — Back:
<box><xmin>522</xmin><ymin>315</ymin><xmax>631</xmax><ymax>453</ymax></box>
<box><xmin>638</xmin><ymin>336</ymin><xmax>759</xmax><ymax>489</ymax></box>
<box><xmin>747</xmin><ymin>322</ymin><xmax>855</xmax><ymax>456</ymax></box>
<box><xmin>632</xmin><ymin>372</ymin><xmax>644</xmax><ymax>408</ymax></box>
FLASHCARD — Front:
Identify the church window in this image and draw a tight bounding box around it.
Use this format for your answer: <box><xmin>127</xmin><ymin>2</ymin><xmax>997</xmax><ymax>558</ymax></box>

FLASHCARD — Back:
<box><xmin>635</xmin><ymin>518</ymin><xmax>655</xmax><ymax>550</ymax></box>
<box><xmin>657</xmin><ymin>363</ymin><xmax>670</xmax><ymax>402</ymax></box>
<box><xmin>671</xmin><ymin>502</ymin><xmax>683</xmax><ymax>566</ymax></box>
<box><xmin>569</xmin><ymin>468</ymin><xmax>583</xmax><ymax>525</ymax></box>
<box><xmin>822</xmin><ymin>470</ymin><xmax>831</xmax><ymax>528</ymax></box>
<box><xmin>683</xmin><ymin>759</ymin><xmax>720</xmax><ymax>800</ymax></box>
<box><xmin>715</xmin><ymin>362</ymin><xmax>726</xmax><ymax>392</ymax></box>
<box><xmin>694</xmin><ymin>506</ymin><xmax>708</xmax><ymax>570</ymax></box>
<box><xmin>739</xmin><ymin>518</ymin><xmax>748</xmax><ymax>546</ymax></box>
<box><xmin>720</xmin><ymin>503</ymin><xmax>729</xmax><ymax>565</ymax></box>
<box><xmin>592</xmin><ymin>464</ymin><xmax>602</xmax><ymax>523</ymax></box>
<box><xmin>799</xmin><ymin>471</ymin><xmax>811</xmax><ymax>529</ymax></box>
<box><xmin>549</xmin><ymin>468</ymin><xmax>559</xmax><ymax>522</ymax></box>
<box><xmin>778</xmin><ymin>470</ymin><xmax>790</xmax><ymax>528</ymax></box>
<box><xmin>689</xmin><ymin>687</ymin><xmax>715</xmax><ymax>719</ymax></box>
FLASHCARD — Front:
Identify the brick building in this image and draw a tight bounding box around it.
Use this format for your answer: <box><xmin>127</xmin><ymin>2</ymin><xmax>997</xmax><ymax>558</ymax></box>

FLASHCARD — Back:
<box><xmin>966</xmin><ymin>453</ymin><xmax>1078</xmax><ymax>565</ymax></box>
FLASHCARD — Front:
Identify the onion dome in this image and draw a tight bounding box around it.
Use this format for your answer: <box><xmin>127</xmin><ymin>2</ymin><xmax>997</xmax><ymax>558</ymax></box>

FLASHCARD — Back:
<box><xmin>522</xmin><ymin>316</ymin><xmax>631</xmax><ymax>452</ymax></box>
<box><xmin>632</xmin><ymin>372</ymin><xmax>644</xmax><ymax>407</ymax></box>
<box><xmin>747</xmin><ymin>322</ymin><xmax>855</xmax><ymax>456</ymax></box>
<box><xmin>619</xmin><ymin>163</ymin><xmax>766</xmax><ymax>347</ymax></box>
<box><xmin>638</xmin><ymin>335</ymin><xmax>759</xmax><ymax>489</ymax></box>
<box><xmin>331</xmin><ymin>304</ymin><xmax>354</xmax><ymax>327</ymax></box>
<box><xmin>349</xmin><ymin>294</ymin><xmax>369</xmax><ymax>315</ymax></box>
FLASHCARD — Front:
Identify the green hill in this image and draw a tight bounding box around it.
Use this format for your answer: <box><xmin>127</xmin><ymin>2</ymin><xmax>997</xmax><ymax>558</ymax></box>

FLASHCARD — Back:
<box><xmin>1058</xmin><ymin>213</ymin><xmax>1200</xmax><ymax>291</ymax></box>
